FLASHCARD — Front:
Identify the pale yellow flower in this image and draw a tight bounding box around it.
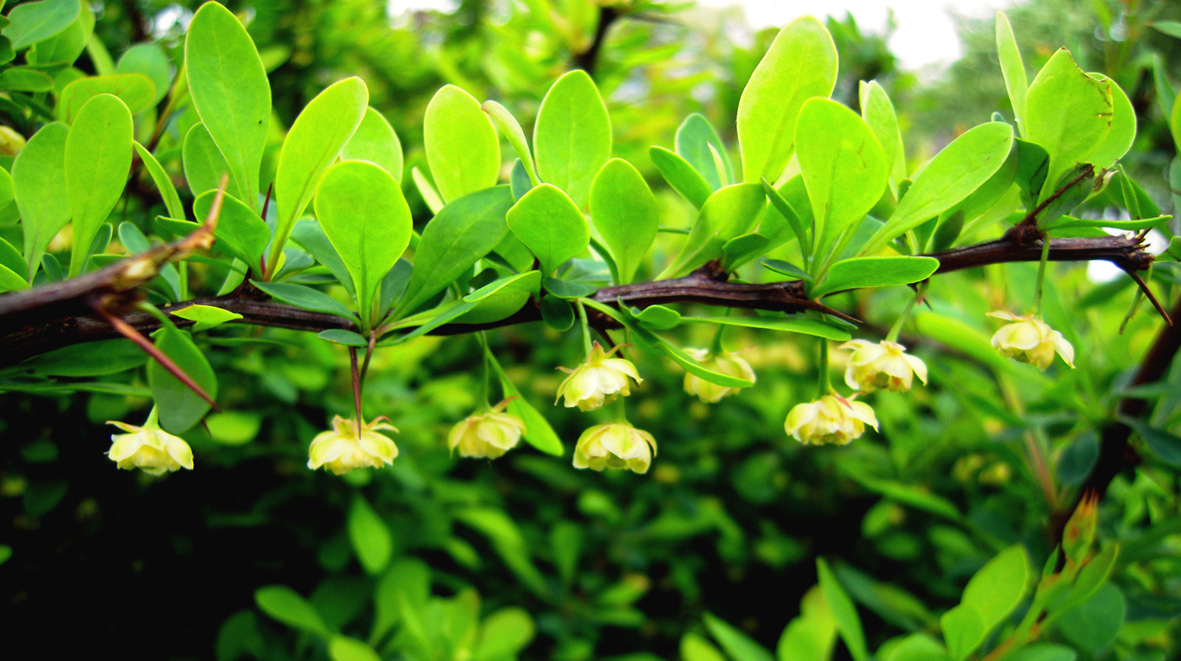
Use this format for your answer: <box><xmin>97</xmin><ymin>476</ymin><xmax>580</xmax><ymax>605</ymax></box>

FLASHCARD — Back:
<box><xmin>556</xmin><ymin>342</ymin><xmax>642</xmax><ymax>411</ymax></box>
<box><xmin>987</xmin><ymin>311</ymin><xmax>1075</xmax><ymax>370</ymax></box>
<box><xmin>0</xmin><ymin>126</ymin><xmax>26</xmax><ymax>156</ymax></box>
<box><xmin>107</xmin><ymin>420</ymin><xmax>195</xmax><ymax>475</ymax></box>
<box><xmin>448</xmin><ymin>405</ymin><xmax>526</xmax><ymax>459</ymax></box>
<box><xmin>308</xmin><ymin>415</ymin><xmax>398</xmax><ymax>475</ymax></box>
<box><xmin>573</xmin><ymin>423</ymin><xmax>658</xmax><ymax>474</ymax></box>
<box><xmin>784</xmin><ymin>395</ymin><xmax>878</xmax><ymax>446</ymax></box>
<box><xmin>839</xmin><ymin>339</ymin><xmax>928</xmax><ymax>393</ymax></box>
<box><xmin>682</xmin><ymin>348</ymin><xmax>756</xmax><ymax>403</ymax></box>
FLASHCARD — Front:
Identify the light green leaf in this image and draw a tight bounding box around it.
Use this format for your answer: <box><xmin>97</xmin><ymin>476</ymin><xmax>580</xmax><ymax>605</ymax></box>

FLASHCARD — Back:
<box><xmin>424</xmin><ymin>85</ymin><xmax>500</xmax><ymax>202</ymax></box>
<box><xmin>859</xmin><ymin>81</ymin><xmax>906</xmax><ymax>184</ymax></box>
<box><xmin>1056</xmin><ymin>583</ymin><xmax>1124</xmax><ymax>653</ymax></box>
<box><xmin>148</xmin><ymin>321</ymin><xmax>218</xmax><ymax>434</ymax></box>
<box><xmin>473</xmin><ymin>608</ymin><xmax>536</xmax><ymax>661</ymax></box>
<box><xmin>1172</xmin><ymin>88</ymin><xmax>1181</xmax><ymax>156</ymax></box>
<box><xmin>56</xmin><ymin>74</ymin><xmax>155</xmax><ymax>123</ymax></box>
<box><xmin>738</xmin><ymin>16</ymin><xmax>837</xmax><ymax>183</ymax></box>
<box><xmin>454</xmin><ymin>270</ymin><xmax>541</xmax><ymax>325</ymax></box>
<box><xmin>194</xmin><ymin>190</ymin><xmax>271</xmax><ymax>271</ymax></box>
<box><xmin>650</xmin><ymin>145</ymin><xmax>712</xmax><ymax>209</ymax></box>
<box><xmin>3</xmin><ymin>0</ymin><xmax>80</xmax><ymax>51</ymax></box>
<box><xmin>329</xmin><ymin>636</ymin><xmax>380</xmax><ymax>661</ymax></box>
<box><xmin>818</xmin><ymin>558</ymin><xmax>869</xmax><ymax>661</ymax></box>
<box><xmin>340</xmin><ymin>107</ymin><xmax>403</xmax><ymax>180</ymax></box>
<box><xmin>534</xmin><ymin>70</ymin><xmax>611</xmax><ymax>208</ymax></box>
<box><xmin>251</xmin><ymin>280</ymin><xmax>357</xmax><ymax>321</ymax></box>
<box><xmin>662</xmin><ymin>182</ymin><xmax>765</xmax><ymax>277</ymax></box>
<box><xmin>399</xmin><ymin>186</ymin><xmax>515</xmax><ymax>315</ymax></box>
<box><xmin>681</xmin><ymin>315</ymin><xmax>850</xmax><ymax>341</ymax></box>
<box><xmin>185</xmin><ymin>1</ymin><xmax>270</xmax><ymax>212</ymax></box>
<box><xmin>271</xmin><ymin>76</ymin><xmax>369</xmax><ymax>275</ymax></box>
<box><xmin>0</xmin><ymin>263</ymin><xmax>28</xmax><ymax>292</ymax></box>
<box><xmin>0</xmin><ymin>66</ymin><xmax>54</xmax><ymax>91</ymax></box>
<box><xmin>506</xmin><ymin>183</ymin><xmax>588</xmax><ymax>276</ymax></box>
<box><xmin>962</xmin><ymin>544</ymin><xmax>1030</xmax><ymax>633</ymax></box>
<box><xmin>1087</xmin><ymin>73</ymin><xmax>1136</xmax><ymax>169</ymax></box>
<box><xmin>255</xmin><ymin>585</ymin><xmax>331</xmax><ymax>637</ymax></box>
<box><xmin>483</xmin><ymin>99</ymin><xmax>539</xmax><ymax>186</ymax></box>
<box><xmin>12</xmin><ymin>121</ymin><xmax>70</xmax><ymax>281</ymax></box>
<box><xmin>133</xmin><ymin>142</ymin><xmax>184</xmax><ymax>221</ymax></box>
<box><xmin>314</xmin><ymin>160</ymin><xmax>411</xmax><ymax>326</ymax></box>
<box><xmin>863</xmin><ymin>122</ymin><xmax>1013</xmax><ymax>255</ymax></box>
<box><xmin>996</xmin><ymin>12</ymin><xmax>1028</xmax><ymax>136</ymax></box>
<box><xmin>940</xmin><ymin>604</ymin><xmax>986</xmax><ymax>661</ymax></box>
<box><xmin>25</xmin><ymin>1</ymin><xmax>92</xmax><ymax>66</ymax></box>
<box><xmin>1003</xmin><ymin>644</ymin><xmax>1078</xmax><ymax>661</ymax></box>
<box><xmin>115</xmin><ymin>42</ymin><xmax>172</xmax><ymax>106</ymax></box>
<box><xmin>348</xmin><ymin>494</ymin><xmax>394</xmax><ymax>574</ymax></box>
<box><xmin>172</xmin><ymin>304</ymin><xmax>243</xmax><ymax>331</ymax></box>
<box><xmin>703</xmin><ymin>612</ymin><xmax>774</xmax><ymax>661</ymax></box>
<box><xmin>676</xmin><ymin>113</ymin><xmax>732</xmax><ymax>190</ymax></box>
<box><xmin>453</xmin><ymin>507</ymin><xmax>547</xmax><ymax>596</ymax></box>
<box><xmin>883</xmin><ymin>635</ymin><xmax>951</xmax><ymax>661</ymax></box>
<box><xmin>589</xmin><ymin>158</ymin><xmax>658</xmax><ymax>284</ymax></box>
<box><xmin>183</xmin><ymin>122</ymin><xmax>242</xmax><ymax>200</ymax></box>
<box><xmin>813</xmin><ymin>256</ymin><xmax>939</xmax><ymax>298</ymax></box>
<box><xmin>486</xmin><ymin>350</ymin><xmax>563</xmax><ymax>456</ymax></box>
<box><xmin>412</xmin><ymin>166</ymin><xmax>444</xmax><ymax>214</ymax></box>
<box><xmin>796</xmin><ymin>98</ymin><xmax>887</xmax><ymax>256</ymax></box>
<box><xmin>1024</xmin><ymin>49</ymin><xmax>1112</xmax><ymax>202</ymax></box>
<box><xmin>64</xmin><ymin>93</ymin><xmax>133</xmax><ymax>277</ymax></box>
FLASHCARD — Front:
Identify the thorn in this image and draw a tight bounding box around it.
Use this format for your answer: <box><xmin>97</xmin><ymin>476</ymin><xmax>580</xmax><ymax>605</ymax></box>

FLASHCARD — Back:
<box><xmin>1124</xmin><ymin>269</ymin><xmax>1172</xmax><ymax>326</ymax></box>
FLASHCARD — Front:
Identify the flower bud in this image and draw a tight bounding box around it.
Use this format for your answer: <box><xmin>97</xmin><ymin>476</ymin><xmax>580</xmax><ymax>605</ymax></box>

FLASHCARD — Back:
<box><xmin>573</xmin><ymin>423</ymin><xmax>658</xmax><ymax>474</ymax></box>
<box><xmin>107</xmin><ymin>420</ymin><xmax>195</xmax><ymax>475</ymax></box>
<box><xmin>308</xmin><ymin>415</ymin><xmax>398</xmax><ymax>475</ymax></box>
<box><xmin>988</xmin><ymin>311</ymin><xmax>1075</xmax><ymax>370</ymax></box>
<box><xmin>0</xmin><ymin>126</ymin><xmax>26</xmax><ymax>156</ymax></box>
<box><xmin>1062</xmin><ymin>491</ymin><xmax>1099</xmax><ymax>568</ymax></box>
<box><xmin>556</xmin><ymin>341</ymin><xmax>642</xmax><ymax>411</ymax></box>
<box><xmin>448</xmin><ymin>409</ymin><xmax>526</xmax><ymax>459</ymax></box>
<box><xmin>682</xmin><ymin>348</ymin><xmax>756</xmax><ymax>403</ymax></box>
<box><xmin>784</xmin><ymin>395</ymin><xmax>878</xmax><ymax>446</ymax></box>
<box><xmin>839</xmin><ymin>339</ymin><xmax>927</xmax><ymax>393</ymax></box>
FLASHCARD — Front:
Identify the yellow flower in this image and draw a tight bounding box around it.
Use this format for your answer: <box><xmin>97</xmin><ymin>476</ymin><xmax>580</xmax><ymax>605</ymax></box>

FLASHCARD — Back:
<box><xmin>839</xmin><ymin>339</ymin><xmax>928</xmax><ymax>393</ymax></box>
<box><xmin>308</xmin><ymin>415</ymin><xmax>398</xmax><ymax>475</ymax></box>
<box><xmin>0</xmin><ymin>125</ymin><xmax>26</xmax><ymax>156</ymax></box>
<box><xmin>573</xmin><ymin>423</ymin><xmax>658</xmax><ymax>474</ymax></box>
<box><xmin>784</xmin><ymin>395</ymin><xmax>878</xmax><ymax>446</ymax></box>
<box><xmin>682</xmin><ymin>348</ymin><xmax>756</xmax><ymax>403</ymax></box>
<box><xmin>448</xmin><ymin>405</ymin><xmax>527</xmax><ymax>459</ymax></box>
<box><xmin>987</xmin><ymin>311</ymin><xmax>1075</xmax><ymax>370</ymax></box>
<box><xmin>556</xmin><ymin>341</ymin><xmax>642</xmax><ymax>411</ymax></box>
<box><xmin>107</xmin><ymin>420</ymin><xmax>195</xmax><ymax>475</ymax></box>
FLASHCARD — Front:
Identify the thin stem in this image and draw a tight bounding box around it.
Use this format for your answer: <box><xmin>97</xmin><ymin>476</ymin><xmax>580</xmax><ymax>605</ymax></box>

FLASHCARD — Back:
<box><xmin>613</xmin><ymin>394</ymin><xmax>628</xmax><ymax>422</ymax></box>
<box><xmin>350</xmin><ymin>347</ymin><xmax>363</xmax><ymax>429</ymax></box>
<box><xmin>359</xmin><ymin>331</ymin><xmax>377</xmax><ymax>384</ymax></box>
<box><xmin>144</xmin><ymin>405</ymin><xmax>161</xmax><ymax>429</ymax></box>
<box><xmin>815</xmin><ymin>340</ymin><xmax>831</xmax><ymax>400</ymax></box>
<box><xmin>1035</xmin><ymin>235</ymin><xmax>1052</xmax><ymax>317</ymax></box>
<box><xmin>478</xmin><ymin>332</ymin><xmax>493</xmax><ymax>410</ymax></box>
<box><xmin>709</xmin><ymin>323</ymin><xmax>726</xmax><ymax>355</ymax></box>
<box><xmin>886</xmin><ymin>284</ymin><xmax>925</xmax><ymax>342</ymax></box>
<box><xmin>576</xmin><ymin>299</ymin><xmax>593</xmax><ymax>356</ymax></box>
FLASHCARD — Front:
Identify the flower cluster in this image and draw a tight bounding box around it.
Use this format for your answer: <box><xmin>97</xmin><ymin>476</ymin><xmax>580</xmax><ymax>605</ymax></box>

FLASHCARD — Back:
<box><xmin>988</xmin><ymin>311</ymin><xmax>1075</xmax><ymax>370</ymax></box>
<box><xmin>307</xmin><ymin>415</ymin><xmax>399</xmax><ymax>475</ymax></box>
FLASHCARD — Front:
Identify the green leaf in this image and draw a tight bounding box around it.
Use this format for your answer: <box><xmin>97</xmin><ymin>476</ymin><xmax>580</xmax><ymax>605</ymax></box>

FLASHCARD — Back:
<box><xmin>0</xmin><ymin>262</ymin><xmax>27</xmax><ymax>292</ymax></box>
<box><xmin>738</xmin><ymin>16</ymin><xmax>837</xmax><ymax>183</ymax></box>
<box><xmin>1087</xmin><ymin>74</ymin><xmax>1135</xmax><ymax>169</ymax></box>
<box><xmin>1129</xmin><ymin>420</ymin><xmax>1181</xmax><ymax>466</ymax></box>
<box><xmin>12</xmin><ymin>121</ymin><xmax>69</xmax><ymax>281</ymax></box>
<box><xmin>543</xmin><ymin>277</ymin><xmax>596</xmax><ymax>299</ymax></box>
<box><xmin>192</xmin><ymin>190</ymin><xmax>271</xmax><ymax>271</ymax></box>
<box><xmin>961</xmin><ymin>544</ymin><xmax>1029</xmax><ymax>633</ymax></box>
<box><xmin>291</xmin><ymin>219</ymin><xmax>355</xmax><ymax>298</ymax></box>
<box><xmin>185</xmin><ymin>1</ymin><xmax>270</xmax><ymax>212</ymax></box>
<box><xmin>255</xmin><ymin>585</ymin><xmax>331</xmax><ymax>637</ymax></box>
<box><xmin>940</xmin><ymin>604</ymin><xmax>986</xmax><ymax>661</ymax></box>
<box><xmin>648</xmin><ymin>145</ymin><xmax>711</xmax><ymax>209</ymax></box>
<box><xmin>251</xmin><ymin>280</ymin><xmax>357</xmax><ymax>321</ymax></box>
<box><xmin>133</xmin><ymin>142</ymin><xmax>184</xmax><ymax>221</ymax></box>
<box><xmin>412</xmin><ymin>166</ymin><xmax>445</xmax><ymax>214</ymax></box>
<box><xmin>340</xmin><ymin>107</ymin><xmax>403</xmax><ymax>180</ymax></box>
<box><xmin>0</xmin><ymin>66</ymin><xmax>54</xmax><ymax>91</ymax></box>
<box><xmin>473</xmin><ymin>608</ymin><xmax>536</xmax><ymax>661</ymax></box>
<box><xmin>859</xmin><ymin>81</ymin><xmax>906</xmax><ymax>184</ymax></box>
<box><xmin>817</xmin><ymin>558</ymin><xmax>869</xmax><ymax>661</ymax></box>
<box><xmin>541</xmin><ymin>295</ymin><xmax>574</xmax><ymax>331</ymax></box>
<box><xmin>681</xmin><ymin>315</ymin><xmax>850</xmax><ymax>341</ymax></box>
<box><xmin>482</xmin><ymin>100</ymin><xmax>539</xmax><ymax>186</ymax></box>
<box><xmin>3</xmin><ymin>0</ymin><xmax>79</xmax><ymax>51</ymax></box>
<box><xmin>1056</xmin><ymin>582</ymin><xmax>1124</xmax><ymax>653</ymax></box>
<box><xmin>115</xmin><ymin>42</ymin><xmax>172</xmax><ymax>106</ymax></box>
<box><xmin>183</xmin><ymin>123</ymin><xmax>242</xmax><ymax>200</ymax></box>
<box><xmin>702</xmin><ymin>612</ymin><xmax>774</xmax><ymax>661</ymax></box>
<box><xmin>863</xmin><ymin>123</ymin><xmax>1013</xmax><ymax>255</ymax></box>
<box><xmin>506</xmin><ymin>183</ymin><xmax>588</xmax><ymax>276</ymax></box>
<box><xmin>318</xmin><ymin>329</ymin><xmax>369</xmax><ymax>347</ymax></box>
<box><xmin>56</xmin><ymin>74</ymin><xmax>154</xmax><ymax>124</ymax></box>
<box><xmin>590</xmin><ymin>158</ymin><xmax>658</xmax><ymax>284</ymax></box>
<box><xmin>148</xmin><ymin>321</ymin><xmax>218</xmax><ymax>434</ymax></box>
<box><xmin>398</xmin><ymin>186</ymin><xmax>514</xmax><ymax>315</ymax></box>
<box><xmin>314</xmin><ymin>160</ymin><xmax>411</xmax><ymax>326</ymax></box>
<box><xmin>812</xmin><ymin>256</ymin><xmax>939</xmax><ymax>298</ymax></box>
<box><xmin>205</xmin><ymin>411</ymin><xmax>261</xmax><ymax>445</ymax></box>
<box><xmin>271</xmin><ymin>76</ymin><xmax>369</xmax><ymax>275</ymax></box>
<box><xmin>1172</xmin><ymin>88</ymin><xmax>1181</xmax><ymax>156</ymax></box>
<box><xmin>64</xmin><ymin>93</ymin><xmax>133</xmax><ymax>277</ymax></box>
<box><xmin>1003</xmin><ymin>644</ymin><xmax>1078</xmax><ymax>661</ymax></box>
<box><xmin>1056</xmin><ymin>432</ymin><xmax>1099</xmax><ymax>487</ymax></box>
<box><xmin>676</xmin><ymin>113</ymin><xmax>732</xmax><ymax>190</ymax></box>
<box><xmin>534</xmin><ymin>70</ymin><xmax>611</xmax><ymax>208</ymax></box>
<box><xmin>662</xmin><ymin>182</ymin><xmax>765</xmax><ymax>277</ymax></box>
<box><xmin>329</xmin><ymin>636</ymin><xmax>380</xmax><ymax>661</ymax></box>
<box><xmin>852</xmin><ymin>475</ymin><xmax>963</xmax><ymax>521</ymax></box>
<box><xmin>172</xmin><ymin>304</ymin><xmax>243</xmax><ymax>332</ymax></box>
<box><xmin>486</xmin><ymin>349</ymin><xmax>563</xmax><ymax>456</ymax></box>
<box><xmin>996</xmin><ymin>13</ymin><xmax>1028</xmax><ymax>137</ymax></box>
<box><xmin>348</xmin><ymin>494</ymin><xmax>394</xmax><ymax>574</ymax></box>
<box><xmin>25</xmin><ymin>0</ymin><xmax>91</xmax><ymax>66</ymax></box>
<box><xmin>8</xmin><ymin>339</ymin><xmax>144</xmax><ymax>377</ymax></box>
<box><xmin>453</xmin><ymin>507</ymin><xmax>548</xmax><ymax>596</ymax></box>
<box><xmin>883</xmin><ymin>635</ymin><xmax>951</xmax><ymax>661</ymax></box>
<box><xmin>455</xmin><ymin>270</ymin><xmax>541</xmax><ymax>324</ymax></box>
<box><xmin>424</xmin><ymin>85</ymin><xmax>499</xmax><ymax>202</ymax></box>
<box><xmin>1024</xmin><ymin>49</ymin><xmax>1112</xmax><ymax>202</ymax></box>
<box><xmin>635</xmin><ymin>304</ymin><xmax>681</xmax><ymax>330</ymax></box>
<box><xmin>796</xmin><ymin>98</ymin><xmax>887</xmax><ymax>256</ymax></box>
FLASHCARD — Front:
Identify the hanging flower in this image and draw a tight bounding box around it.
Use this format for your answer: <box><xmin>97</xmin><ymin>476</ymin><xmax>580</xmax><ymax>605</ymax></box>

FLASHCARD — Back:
<box><xmin>448</xmin><ymin>401</ymin><xmax>527</xmax><ymax>459</ymax></box>
<box><xmin>682</xmin><ymin>348</ymin><xmax>756</xmax><ymax>403</ymax></box>
<box><xmin>784</xmin><ymin>395</ymin><xmax>878</xmax><ymax>446</ymax></box>
<box><xmin>107</xmin><ymin>419</ymin><xmax>194</xmax><ymax>475</ymax></box>
<box><xmin>573</xmin><ymin>423</ymin><xmax>658</xmax><ymax>474</ymax></box>
<box><xmin>987</xmin><ymin>311</ymin><xmax>1075</xmax><ymax>370</ymax></box>
<box><xmin>307</xmin><ymin>415</ymin><xmax>398</xmax><ymax>475</ymax></box>
<box><xmin>840</xmin><ymin>339</ymin><xmax>928</xmax><ymax>393</ymax></box>
<box><xmin>556</xmin><ymin>341</ymin><xmax>642</xmax><ymax>411</ymax></box>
